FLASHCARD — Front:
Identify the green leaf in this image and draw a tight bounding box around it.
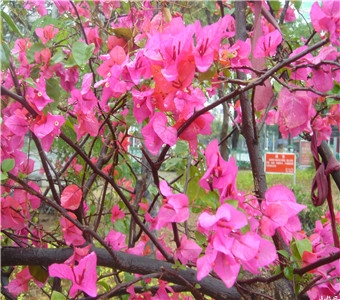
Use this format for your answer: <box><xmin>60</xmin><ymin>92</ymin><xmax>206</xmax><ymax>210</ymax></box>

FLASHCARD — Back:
<box><xmin>278</xmin><ymin>250</ymin><xmax>290</xmax><ymax>259</ymax></box>
<box><xmin>1</xmin><ymin>11</ymin><xmax>23</xmax><ymax>37</ymax></box>
<box><xmin>295</xmin><ymin>238</ymin><xmax>312</xmax><ymax>258</ymax></box>
<box><xmin>29</xmin><ymin>265</ymin><xmax>48</xmax><ymax>283</ymax></box>
<box><xmin>64</xmin><ymin>54</ymin><xmax>77</xmax><ymax>68</ymax></box>
<box><xmin>270</xmin><ymin>0</ymin><xmax>281</xmax><ymax>13</ymax></box>
<box><xmin>26</xmin><ymin>43</ymin><xmax>45</xmax><ymax>64</ymax></box>
<box><xmin>284</xmin><ymin>266</ymin><xmax>294</xmax><ymax>280</ymax></box>
<box><xmin>292</xmin><ymin>0</ymin><xmax>302</xmax><ymax>11</ymax></box>
<box><xmin>46</xmin><ymin>77</ymin><xmax>61</xmax><ymax>102</ymax></box>
<box><xmin>50</xmin><ymin>50</ymin><xmax>65</xmax><ymax>65</ymax></box>
<box><xmin>72</xmin><ymin>41</ymin><xmax>95</xmax><ymax>67</ymax></box>
<box><xmin>0</xmin><ymin>43</ymin><xmax>11</xmax><ymax>70</ymax></box>
<box><xmin>97</xmin><ymin>280</ymin><xmax>110</xmax><ymax>291</ymax></box>
<box><xmin>1</xmin><ymin>158</ymin><xmax>15</xmax><ymax>172</ymax></box>
<box><xmin>51</xmin><ymin>291</ymin><xmax>66</xmax><ymax>300</ymax></box>
<box><xmin>174</xmin><ymin>140</ymin><xmax>189</xmax><ymax>156</ymax></box>
<box><xmin>114</xmin><ymin>219</ymin><xmax>129</xmax><ymax>234</ymax></box>
<box><xmin>0</xmin><ymin>172</ymin><xmax>8</xmax><ymax>181</ymax></box>
<box><xmin>111</xmin><ymin>28</ymin><xmax>133</xmax><ymax>40</ymax></box>
<box><xmin>194</xmin><ymin>231</ymin><xmax>207</xmax><ymax>246</ymax></box>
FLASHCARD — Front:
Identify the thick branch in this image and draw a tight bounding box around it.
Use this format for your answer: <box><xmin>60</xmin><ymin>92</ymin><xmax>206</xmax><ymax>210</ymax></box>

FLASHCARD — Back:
<box><xmin>318</xmin><ymin>141</ymin><xmax>340</xmax><ymax>191</ymax></box>
<box><xmin>1</xmin><ymin>247</ymin><xmax>242</xmax><ymax>300</ymax></box>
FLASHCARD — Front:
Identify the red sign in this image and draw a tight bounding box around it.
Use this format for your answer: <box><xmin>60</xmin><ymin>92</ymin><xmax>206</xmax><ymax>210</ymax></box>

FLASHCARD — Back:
<box><xmin>265</xmin><ymin>152</ymin><xmax>296</xmax><ymax>174</ymax></box>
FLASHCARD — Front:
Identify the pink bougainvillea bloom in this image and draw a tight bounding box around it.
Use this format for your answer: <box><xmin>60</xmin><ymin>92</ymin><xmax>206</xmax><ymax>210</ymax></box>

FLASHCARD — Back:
<box><xmin>4</xmin><ymin>109</ymin><xmax>29</xmax><ymax>137</ymax></box>
<box><xmin>49</xmin><ymin>252</ymin><xmax>97</xmax><ymax>297</ymax></box>
<box><xmin>12</xmin><ymin>38</ymin><xmax>32</xmax><ymax>55</ymax></box>
<box><xmin>97</xmin><ymin>45</ymin><xmax>127</xmax><ymax>77</ymax></box>
<box><xmin>310</xmin><ymin>0</ymin><xmax>340</xmax><ymax>46</ymax></box>
<box><xmin>60</xmin><ymin>185</ymin><xmax>82</xmax><ymax>210</ymax></box>
<box><xmin>312</xmin><ymin>116</ymin><xmax>332</xmax><ymax>146</ymax></box>
<box><xmin>84</xmin><ymin>27</ymin><xmax>102</xmax><ymax>54</ymax></box>
<box><xmin>111</xmin><ymin>204</ymin><xmax>125</xmax><ymax>223</ymax></box>
<box><xmin>30</xmin><ymin>112</ymin><xmax>65</xmax><ymax>151</ymax></box>
<box><xmin>197</xmin><ymin>244</ymin><xmax>240</xmax><ymax>289</ymax></box>
<box><xmin>131</xmin><ymin>87</ymin><xmax>155</xmax><ymax>124</ymax></box>
<box><xmin>194</xmin><ymin>15</ymin><xmax>235</xmax><ymax>72</ymax></box>
<box><xmin>127</xmin><ymin>50</ymin><xmax>152</xmax><ymax>85</ymax></box>
<box><xmin>220</xmin><ymin>39</ymin><xmax>252</xmax><ymax>72</ymax></box>
<box><xmin>283</xmin><ymin>5</ymin><xmax>296</xmax><ymax>23</ymax></box>
<box><xmin>253</xmin><ymin>29</ymin><xmax>282</xmax><ymax>58</ymax></box>
<box><xmin>35</xmin><ymin>25</ymin><xmax>59</xmax><ymax>44</ymax></box>
<box><xmin>174</xmin><ymin>234</ymin><xmax>201</xmax><ymax>265</ymax></box>
<box><xmin>261</xmin><ymin>185</ymin><xmax>306</xmax><ymax>244</ymax></box>
<box><xmin>13</xmin><ymin>181</ymin><xmax>41</xmax><ymax>211</ymax></box>
<box><xmin>24</xmin><ymin>0</ymin><xmax>47</xmax><ymax>16</ymax></box>
<box><xmin>178</xmin><ymin>112</ymin><xmax>214</xmax><ymax>156</ymax></box>
<box><xmin>289</xmin><ymin>46</ymin><xmax>313</xmax><ymax>81</ymax></box>
<box><xmin>64</xmin><ymin>245</ymin><xmax>91</xmax><ymax>265</ymax></box>
<box><xmin>141</xmin><ymin>112</ymin><xmax>177</xmax><ymax>155</ymax></box>
<box><xmin>53</xmin><ymin>0</ymin><xmax>71</xmax><ymax>14</ymax></box>
<box><xmin>105</xmin><ymin>229</ymin><xmax>126</xmax><ymax>250</ymax></box>
<box><xmin>276</xmin><ymin>88</ymin><xmax>316</xmax><ymax>139</ymax></box>
<box><xmin>7</xmin><ymin>266</ymin><xmax>45</xmax><ymax>297</ymax></box>
<box><xmin>155</xmin><ymin>180</ymin><xmax>189</xmax><ymax>229</ymax></box>
<box><xmin>327</xmin><ymin>104</ymin><xmax>340</xmax><ymax>129</ymax></box>
<box><xmin>26</xmin><ymin>77</ymin><xmax>54</xmax><ymax>111</ymax></box>
<box><xmin>74</xmin><ymin>110</ymin><xmax>99</xmax><ymax>140</ymax></box>
<box><xmin>240</xmin><ymin>237</ymin><xmax>277</xmax><ymax>274</ymax></box>
<box><xmin>199</xmin><ymin>139</ymin><xmax>238</xmax><ymax>195</ymax></box>
<box><xmin>1</xmin><ymin>196</ymin><xmax>26</xmax><ymax>230</ymax></box>
<box><xmin>60</xmin><ymin>212</ymin><xmax>86</xmax><ymax>246</ymax></box>
<box><xmin>57</xmin><ymin>66</ymin><xmax>79</xmax><ymax>92</ymax></box>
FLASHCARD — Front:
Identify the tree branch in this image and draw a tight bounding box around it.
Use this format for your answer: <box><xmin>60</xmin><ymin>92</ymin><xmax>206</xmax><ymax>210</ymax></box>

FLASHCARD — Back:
<box><xmin>1</xmin><ymin>247</ymin><xmax>242</xmax><ymax>300</ymax></box>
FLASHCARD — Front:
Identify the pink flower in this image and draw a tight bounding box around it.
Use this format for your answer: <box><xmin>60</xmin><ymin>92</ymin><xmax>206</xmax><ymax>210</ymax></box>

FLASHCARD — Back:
<box><xmin>53</xmin><ymin>0</ymin><xmax>71</xmax><ymax>14</ymax></box>
<box><xmin>60</xmin><ymin>185</ymin><xmax>82</xmax><ymax>210</ymax></box>
<box><xmin>84</xmin><ymin>27</ymin><xmax>102</xmax><ymax>54</ymax></box>
<box><xmin>197</xmin><ymin>203</ymin><xmax>248</xmax><ymax>241</ymax></box>
<box><xmin>155</xmin><ymin>180</ymin><xmax>189</xmax><ymax>229</ymax></box>
<box><xmin>35</xmin><ymin>25</ymin><xmax>59</xmax><ymax>44</ymax></box>
<box><xmin>26</xmin><ymin>77</ymin><xmax>54</xmax><ymax>111</ymax></box>
<box><xmin>105</xmin><ymin>230</ymin><xmax>126</xmax><ymax>250</ymax></box>
<box><xmin>132</xmin><ymin>87</ymin><xmax>155</xmax><ymax>124</ymax></box>
<box><xmin>4</xmin><ymin>108</ymin><xmax>29</xmax><ymax>137</ymax></box>
<box><xmin>174</xmin><ymin>235</ymin><xmax>201</xmax><ymax>264</ymax></box>
<box><xmin>74</xmin><ymin>111</ymin><xmax>99</xmax><ymax>140</ymax></box>
<box><xmin>194</xmin><ymin>15</ymin><xmax>235</xmax><ymax>72</ymax></box>
<box><xmin>111</xmin><ymin>204</ymin><xmax>125</xmax><ymax>223</ymax></box>
<box><xmin>11</xmin><ymin>38</ymin><xmax>32</xmax><ymax>55</ymax></box>
<box><xmin>240</xmin><ymin>236</ymin><xmax>277</xmax><ymax>274</ymax></box>
<box><xmin>1</xmin><ymin>196</ymin><xmax>26</xmax><ymax>230</ymax></box>
<box><xmin>60</xmin><ymin>212</ymin><xmax>86</xmax><ymax>246</ymax></box>
<box><xmin>253</xmin><ymin>29</ymin><xmax>282</xmax><ymax>58</ymax></box>
<box><xmin>7</xmin><ymin>266</ymin><xmax>45</xmax><ymax>297</ymax></box>
<box><xmin>197</xmin><ymin>244</ymin><xmax>240</xmax><ymax>288</ymax></box>
<box><xmin>260</xmin><ymin>185</ymin><xmax>306</xmax><ymax>244</ymax></box>
<box><xmin>220</xmin><ymin>39</ymin><xmax>252</xmax><ymax>72</ymax></box>
<box><xmin>141</xmin><ymin>112</ymin><xmax>177</xmax><ymax>155</ymax></box>
<box><xmin>127</xmin><ymin>50</ymin><xmax>152</xmax><ymax>85</ymax></box>
<box><xmin>49</xmin><ymin>252</ymin><xmax>97</xmax><ymax>297</ymax></box>
<box><xmin>276</xmin><ymin>88</ymin><xmax>316</xmax><ymax>139</ymax></box>
<box><xmin>24</xmin><ymin>0</ymin><xmax>47</xmax><ymax>16</ymax></box>
<box><xmin>30</xmin><ymin>112</ymin><xmax>65</xmax><ymax>151</ymax></box>
<box><xmin>310</xmin><ymin>0</ymin><xmax>340</xmax><ymax>46</ymax></box>
<box><xmin>199</xmin><ymin>139</ymin><xmax>238</xmax><ymax>196</ymax></box>
<box><xmin>312</xmin><ymin>116</ymin><xmax>332</xmax><ymax>146</ymax></box>
<box><xmin>97</xmin><ymin>46</ymin><xmax>127</xmax><ymax>77</ymax></box>
<box><xmin>283</xmin><ymin>5</ymin><xmax>296</xmax><ymax>23</ymax></box>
